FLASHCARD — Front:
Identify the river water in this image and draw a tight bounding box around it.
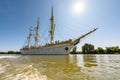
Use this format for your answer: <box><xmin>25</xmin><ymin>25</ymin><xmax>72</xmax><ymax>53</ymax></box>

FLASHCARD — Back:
<box><xmin>0</xmin><ymin>54</ymin><xmax>120</xmax><ymax>80</ymax></box>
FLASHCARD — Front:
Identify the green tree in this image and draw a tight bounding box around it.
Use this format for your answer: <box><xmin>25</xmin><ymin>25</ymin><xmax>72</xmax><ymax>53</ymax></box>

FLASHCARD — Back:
<box><xmin>8</xmin><ymin>51</ymin><xmax>15</xmax><ymax>54</ymax></box>
<box><xmin>112</xmin><ymin>46</ymin><xmax>119</xmax><ymax>53</ymax></box>
<box><xmin>119</xmin><ymin>49</ymin><xmax>120</xmax><ymax>53</ymax></box>
<box><xmin>105</xmin><ymin>47</ymin><xmax>113</xmax><ymax>54</ymax></box>
<box><xmin>105</xmin><ymin>46</ymin><xmax>119</xmax><ymax>54</ymax></box>
<box><xmin>96</xmin><ymin>47</ymin><xmax>105</xmax><ymax>54</ymax></box>
<box><xmin>82</xmin><ymin>43</ymin><xmax>95</xmax><ymax>53</ymax></box>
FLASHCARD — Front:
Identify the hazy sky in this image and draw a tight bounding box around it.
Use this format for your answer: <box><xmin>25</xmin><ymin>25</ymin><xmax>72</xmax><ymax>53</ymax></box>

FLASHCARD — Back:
<box><xmin>0</xmin><ymin>0</ymin><xmax>120</xmax><ymax>51</ymax></box>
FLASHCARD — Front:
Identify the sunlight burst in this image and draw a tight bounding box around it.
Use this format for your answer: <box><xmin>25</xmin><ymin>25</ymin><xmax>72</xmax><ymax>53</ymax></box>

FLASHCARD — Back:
<box><xmin>72</xmin><ymin>1</ymin><xmax>86</xmax><ymax>14</ymax></box>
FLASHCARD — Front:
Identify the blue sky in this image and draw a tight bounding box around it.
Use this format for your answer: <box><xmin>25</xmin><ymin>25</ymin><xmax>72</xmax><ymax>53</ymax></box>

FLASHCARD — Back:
<box><xmin>0</xmin><ymin>0</ymin><xmax>120</xmax><ymax>52</ymax></box>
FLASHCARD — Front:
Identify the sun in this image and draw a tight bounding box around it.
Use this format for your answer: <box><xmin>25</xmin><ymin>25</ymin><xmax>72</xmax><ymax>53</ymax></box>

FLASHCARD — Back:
<box><xmin>72</xmin><ymin>1</ymin><xmax>86</xmax><ymax>14</ymax></box>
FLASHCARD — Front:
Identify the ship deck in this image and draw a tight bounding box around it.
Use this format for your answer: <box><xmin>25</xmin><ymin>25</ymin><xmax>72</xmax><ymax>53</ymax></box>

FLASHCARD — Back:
<box><xmin>21</xmin><ymin>39</ymin><xmax>72</xmax><ymax>50</ymax></box>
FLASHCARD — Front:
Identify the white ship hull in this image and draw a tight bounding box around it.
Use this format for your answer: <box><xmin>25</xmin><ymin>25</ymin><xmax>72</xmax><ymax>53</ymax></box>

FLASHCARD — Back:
<box><xmin>21</xmin><ymin>44</ymin><xmax>74</xmax><ymax>55</ymax></box>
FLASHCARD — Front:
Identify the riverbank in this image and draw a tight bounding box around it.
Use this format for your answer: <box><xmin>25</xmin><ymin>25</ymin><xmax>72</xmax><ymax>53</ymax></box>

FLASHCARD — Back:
<box><xmin>0</xmin><ymin>51</ymin><xmax>120</xmax><ymax>54</ymax></box>
<box><xmin>0</xmin><ymin>51</ymin><xmax>21</xmax><ymax>54</ymax></box>
<box><xmin>70</xmin><ymin>52</ymin><xmax>120</xmax><ymax>54</ymax></box>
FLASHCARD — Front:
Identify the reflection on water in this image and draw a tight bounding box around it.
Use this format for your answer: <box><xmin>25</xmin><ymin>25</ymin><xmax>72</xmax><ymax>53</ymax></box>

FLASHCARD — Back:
<box><xmin>0</xmin><ymin>54</ymin><xmax>120</xmax><ymax>80</ymax></box>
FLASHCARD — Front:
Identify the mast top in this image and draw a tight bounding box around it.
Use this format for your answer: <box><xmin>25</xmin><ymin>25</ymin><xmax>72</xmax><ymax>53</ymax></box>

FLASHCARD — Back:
<box><xmin>50</xmin><ymin>6</ymin><xmax>54</xmax><ymax>21</ymax></box>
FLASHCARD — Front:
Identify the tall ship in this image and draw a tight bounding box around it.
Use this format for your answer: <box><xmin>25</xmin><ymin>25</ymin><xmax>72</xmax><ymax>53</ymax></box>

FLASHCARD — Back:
<box><xmin>20</xmin><ymin>7</ymin><xmax>98</xmax><ymax>54</ymax></box>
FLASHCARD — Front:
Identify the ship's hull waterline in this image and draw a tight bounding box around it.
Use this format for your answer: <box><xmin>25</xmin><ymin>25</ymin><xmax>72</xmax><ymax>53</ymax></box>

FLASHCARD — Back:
<box><xmin>21</xmin><ymin>44</ymin><xmax>74</xmax><ymax>54</ymax></box>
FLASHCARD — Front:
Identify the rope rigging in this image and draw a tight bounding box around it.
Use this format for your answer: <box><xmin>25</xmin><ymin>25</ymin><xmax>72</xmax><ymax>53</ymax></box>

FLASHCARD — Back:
<box><xmin>22</xmin><ymin>5</ymin><xmax>98</xmax><ymax>50</ymax></box>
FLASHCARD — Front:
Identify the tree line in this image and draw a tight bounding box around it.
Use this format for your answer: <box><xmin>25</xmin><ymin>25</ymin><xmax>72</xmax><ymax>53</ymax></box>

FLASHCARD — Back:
<box><xmin>71</xmin><ymin>43</ymin><xmax>120</xmax><ymax>54</ymax></box>
<box><xmin>0</xmin><ymin>51</ymin><xmax>20</xmax><ymax>54</ymax></box>
<box><xmin>82</xmin><ymin>43</ymin><xmax>120</xmax><ymax>54</ymax></box>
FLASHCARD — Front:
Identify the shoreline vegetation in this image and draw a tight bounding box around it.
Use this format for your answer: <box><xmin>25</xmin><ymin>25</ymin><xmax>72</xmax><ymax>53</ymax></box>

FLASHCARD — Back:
<box><xmin>0</xmin><ymin>43</ymin><xmax>120</xmax><ymax>54</ymax></box>
<box><xmin>0</xmin><ymin>51</ymin><xmax>20</xmax><ymax>54</ymax></box>
<box><xmin>71</xmin><ymin>43</ymin><xmax>120</xmax><ymax>54</ymax></box>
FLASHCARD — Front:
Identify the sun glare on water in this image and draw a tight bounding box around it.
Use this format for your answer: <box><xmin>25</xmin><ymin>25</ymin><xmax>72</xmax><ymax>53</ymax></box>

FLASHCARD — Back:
<box><xmin>72</xmin><ymin>1</ymin><xmax>86</xmax><ymax>14</ymax></box>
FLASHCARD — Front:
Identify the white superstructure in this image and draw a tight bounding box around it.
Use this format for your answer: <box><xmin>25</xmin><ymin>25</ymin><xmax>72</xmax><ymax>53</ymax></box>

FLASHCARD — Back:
<box><xmin>20</xmin><ymin>6</ymin><xmax>98</xmax><ymax>54</ymax></box>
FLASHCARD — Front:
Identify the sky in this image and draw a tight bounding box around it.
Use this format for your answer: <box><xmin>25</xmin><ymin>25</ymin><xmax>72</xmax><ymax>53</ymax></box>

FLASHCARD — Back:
<box><xmin>0</xmin><ymin>0</ymin><xmax>120</xmax><ymax>52</ymax></box>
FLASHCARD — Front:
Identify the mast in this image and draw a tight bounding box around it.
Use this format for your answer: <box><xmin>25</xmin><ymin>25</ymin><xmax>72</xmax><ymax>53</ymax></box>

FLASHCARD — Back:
<box><xmin>49</xmin><ymin>6</ymin><xmax>55</xmax><ymax>44</ymax></box>
<box><xmin>27</xmin><ymin>27</ymin><xmax>32</xmax><ymax>47</ymax></box>
<box><xmin>34</xmin><ymin>18</ymin><xmax>40</xmax><ymax>47</ymax></box>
